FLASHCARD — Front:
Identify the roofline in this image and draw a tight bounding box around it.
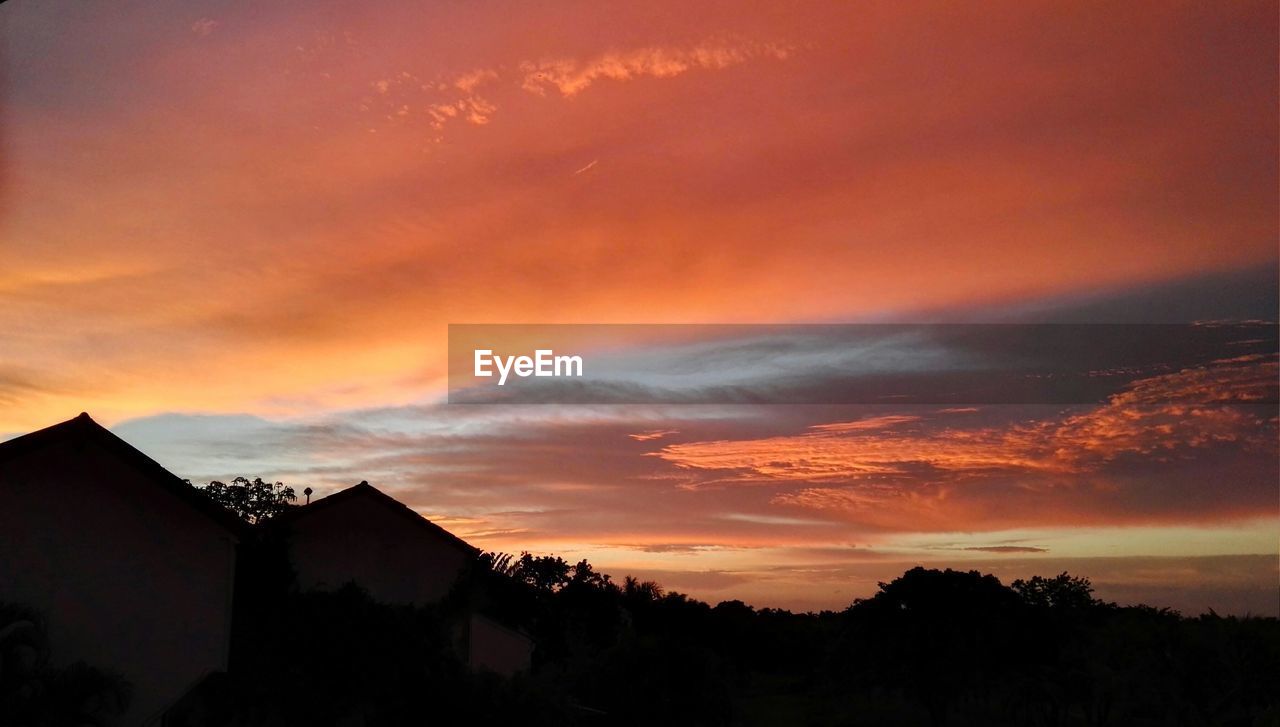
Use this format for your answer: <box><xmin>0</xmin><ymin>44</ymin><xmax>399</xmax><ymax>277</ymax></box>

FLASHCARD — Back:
<box><xmin>273</xmin><ymin>480</ymin><xmax>478</xmax><ymax>557</ymax></box>
<box><xmin>0</xmin><ymin>413</ymin><xmax>247</xmax><ymax>537</ymax></box>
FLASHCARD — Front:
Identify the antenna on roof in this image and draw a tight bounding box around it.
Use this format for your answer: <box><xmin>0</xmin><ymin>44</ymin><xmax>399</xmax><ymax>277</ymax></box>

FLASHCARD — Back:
<box><xmin>303</xmin><ymin>487</ymin><xmax>313</xmax><ymax>505</ymax></box>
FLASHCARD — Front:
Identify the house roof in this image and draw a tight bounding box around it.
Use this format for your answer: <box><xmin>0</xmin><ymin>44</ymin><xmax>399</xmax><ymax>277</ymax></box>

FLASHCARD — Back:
<box><xmin>0</xmin><ymin>412</ymin><xmax>246</xmax><ymax>536</ymax></box>
<box><xmin>274</xmin><ymin>480</ymin><xmax>478</xmax><ymax>557</ymax></box>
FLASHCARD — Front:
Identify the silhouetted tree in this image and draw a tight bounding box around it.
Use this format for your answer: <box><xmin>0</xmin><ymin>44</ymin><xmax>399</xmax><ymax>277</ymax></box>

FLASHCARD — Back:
<box><xmin>192</xmin><ymin>476</ymin><xmax>296</xmax><ymax>524</ymax></box>
<box><xmin>1012</xmin><ymin>572</ymin><xmax>1106</xmax><ymax>610</ymax></box>
<box><xmin>843</xmin><ymin>568</ymin><xmax>1028</xmax><ymax>725</ymax></box>
<box><xmin>484</xmin><ymin>552</ymin><xmax>577</xmax><ymax>593</ymax></box>
<box><xmin>567</xmin><ymin>559</ymin><xmax>613</xmax><ymax>590</ymax></box>
<box><xmin>622</xmin><ymin>576</ymin><xmax>663</xmax><ymax>603</ymax></box>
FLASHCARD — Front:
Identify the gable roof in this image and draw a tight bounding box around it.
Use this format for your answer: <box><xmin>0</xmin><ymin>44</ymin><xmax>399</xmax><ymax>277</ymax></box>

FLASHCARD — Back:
<box><xmin>275</xmin><ymin>480</ymin><xmax>478</xmax><ymax>557</ymax></box>
<box><xmin>0</xmin><ymin>412</ymin><xmax>245</xmax><ymax>536</ymax></box>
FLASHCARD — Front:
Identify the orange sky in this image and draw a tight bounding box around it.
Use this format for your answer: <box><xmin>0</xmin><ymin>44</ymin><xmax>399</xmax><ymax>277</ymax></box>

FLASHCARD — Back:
<box><xmin>1</xmin><ymin>0</ymin><xmax>1277</xmax><ymax>613</ymax></box>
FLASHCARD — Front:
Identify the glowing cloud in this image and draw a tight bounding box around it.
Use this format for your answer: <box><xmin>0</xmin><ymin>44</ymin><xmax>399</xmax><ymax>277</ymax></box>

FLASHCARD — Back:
<box><xmin>518</xmin><ymin>40</ymin><xmax>790</xmax><ymax>97</ymax></box>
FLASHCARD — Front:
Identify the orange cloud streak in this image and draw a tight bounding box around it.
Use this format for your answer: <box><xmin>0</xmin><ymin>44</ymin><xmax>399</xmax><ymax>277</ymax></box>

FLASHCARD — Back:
<box><xmin>654</xmin><ymin>358</ymin><xmax>1278</xmax><ymax>529</ymax></box>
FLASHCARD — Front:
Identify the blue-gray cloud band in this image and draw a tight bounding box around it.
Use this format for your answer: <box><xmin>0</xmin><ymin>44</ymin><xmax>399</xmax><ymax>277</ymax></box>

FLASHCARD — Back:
<box><xmin>448</xmin><ymin>323</ymin><xmax>1278</xmax><ymax>405</ymax></box>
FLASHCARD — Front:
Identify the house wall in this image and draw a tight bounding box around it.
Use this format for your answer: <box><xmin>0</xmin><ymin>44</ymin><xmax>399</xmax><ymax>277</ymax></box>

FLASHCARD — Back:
<box><xmin>284</xmin><ymin>496</ymin><xmax>470</xmax><ymax>606</ymax></box>
<box><xmin>0</xmin><ymin>437</ymin><xmax>236</xmax><ymax>726</ymax></box>
<box><xmin>469</xmin><ymin>613</ymin><xmax>533</xmax><ymax>676</ymax></box>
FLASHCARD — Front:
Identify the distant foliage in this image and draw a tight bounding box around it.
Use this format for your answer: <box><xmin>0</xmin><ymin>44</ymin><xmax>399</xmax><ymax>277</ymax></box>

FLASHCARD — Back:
<box><xmin>193</xmin><ymin>476</ymin><xmax>296</xmax><ymax>524</ymax></box>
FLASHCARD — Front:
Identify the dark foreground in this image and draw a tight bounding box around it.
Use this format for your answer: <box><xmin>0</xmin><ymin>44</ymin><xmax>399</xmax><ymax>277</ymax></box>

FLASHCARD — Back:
<box><xmin>4</xmin><ymin>552</ymin><xmax>1278</xmax><ymax>727</ymax></box>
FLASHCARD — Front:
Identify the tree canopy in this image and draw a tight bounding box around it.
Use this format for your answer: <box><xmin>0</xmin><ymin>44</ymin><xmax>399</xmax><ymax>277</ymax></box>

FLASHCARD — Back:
<box><xmin>192</xmin><ymin>476</ymin><xmax>296</xmax><ymax>524</ymax></box>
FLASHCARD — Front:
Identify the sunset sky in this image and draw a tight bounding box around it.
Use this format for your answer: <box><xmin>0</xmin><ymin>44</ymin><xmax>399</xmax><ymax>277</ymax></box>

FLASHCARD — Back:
<box><xmin>2</xmin><ymin>0</ymin><xmax>1277</xmax><ymax>614</ymax></box>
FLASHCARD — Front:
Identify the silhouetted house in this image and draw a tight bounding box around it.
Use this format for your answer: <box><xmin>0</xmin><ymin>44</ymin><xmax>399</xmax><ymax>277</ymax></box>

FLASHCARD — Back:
<box><xmin>276</xmin><ymin>481</ymin><xmax>534</xmax><ymax>674</ymax></box>
<box><xmin>278</xmin><ymin>481</ymin><xmax>473</xmax><ymax>604</ymax></box>
<box><xmin>0</xmin><ymin>413</ymin><xmax>243</xmax><ymax>725</ymax></box>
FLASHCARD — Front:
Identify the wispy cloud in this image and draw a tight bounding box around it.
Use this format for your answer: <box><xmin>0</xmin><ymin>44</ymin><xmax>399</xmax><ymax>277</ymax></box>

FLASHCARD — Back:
<box><xmin>348</xmin><ymin>38</ymin><xmax>792</xmax><ymax>145</ymax></box>
<box><xmin>190</xmin><ymin>18</ymin><xmax>218</xmax><ymax>37</ymax></box>
<box><xmin>629</xmin><ymin>428</ymin><xmax>678</xmax><ymax>441</ymax></box>
<box><xmin>519</xmin><ymin>40</ymin><xmax>791</xmax><ymax>97</ymax></box>
<box><xmin>808</xmin><ymin>415</ymin><xmax>922</xmax><ymax>434</ymax></box>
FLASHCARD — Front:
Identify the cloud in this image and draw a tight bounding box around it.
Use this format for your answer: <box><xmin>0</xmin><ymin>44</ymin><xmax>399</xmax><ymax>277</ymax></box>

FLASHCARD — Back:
<box><xmin>519</xmin><ymin>40</ymin><xmax>791</xmax><ymax>97</ymax></box>
<box><xmin>808</xmin><ymin>415</ymin><xmax>922</xmax><ymax>433</ymax></box>
<box><xmin>640</xmin><ymin>358</ymin><xmax>1278</xmax><ymax>531</ymax></box>
<box><xmin>448</xmin><ymin>322</ymin><xmax>1276</xmax><ymax>406</ymax></box>
<box><xmin>348</xmin><ymin>38</ymin><xmax>792</xmax><ymax>147</ymax></box>
<box><xmin>454</xmin><ymin>68</ymin><xmax>498</xmax><ymax>93</ymax></box>
<box><xmin>628</xmin><ymin>428</ymin><xmax>678</xmax><ymax>441</ymax></box>
<box><xmin>191</xmin><ymin>18</ymin><xmax>218</xmax><ymax>36</ymax></box>
<box><xmin>11</xmin><ymin>0</ymin><xmax>1274</xmax><ymax>434</ymax></box>
<box><xmin>461</xmin><ymin>96</ymin><xmax>496</xmax><ymax>125</ymax></box>
<box><xmin>658</xmin><ymin>356</ymin><xmax>1277</xmax><ymax>485</ymax></box>
<box><xmin>332</xmin><ymin>37</ymin><xmax>795</xmax><ymax>145</ymax></box>
<box><xmin>613</xmin><ymin>542</ymin><xmax>725</xmax><ymax>554</ymax></box>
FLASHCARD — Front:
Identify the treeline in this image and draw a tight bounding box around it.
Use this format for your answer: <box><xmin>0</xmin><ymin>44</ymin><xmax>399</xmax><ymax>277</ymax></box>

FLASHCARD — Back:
<box><xmin>6</xmin><ymin>549</ymin><xmax>1280</xmax><ymax>726</ymax></box>
<box><xmin>461</xmin><ymin>553</ymin><xmax>1280</xmax><ymax>726</ymax></box>
<box><xmin>170</xmin><ymin>537</ymin><xmax>1279</xmax><ymax>727</ymax></box>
